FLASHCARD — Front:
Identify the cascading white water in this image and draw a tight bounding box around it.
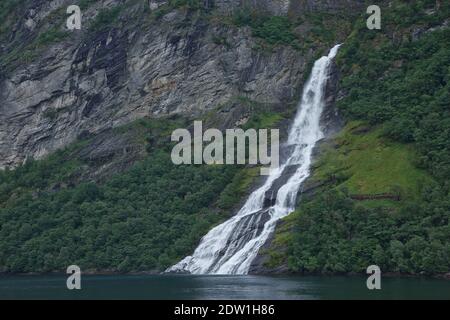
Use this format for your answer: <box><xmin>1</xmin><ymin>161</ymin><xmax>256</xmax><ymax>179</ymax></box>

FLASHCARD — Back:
<box><xmin>167</xmin><ymin>45</ymin><xmax>341</xmax><ymax>275</ymax></box>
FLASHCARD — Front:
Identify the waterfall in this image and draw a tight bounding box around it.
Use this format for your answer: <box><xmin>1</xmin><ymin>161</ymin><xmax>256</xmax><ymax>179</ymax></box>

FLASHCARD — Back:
<box><xmin>167</xmin><ymin>44</ymin><xmax>341</xmax><ymax>275</ymax></box>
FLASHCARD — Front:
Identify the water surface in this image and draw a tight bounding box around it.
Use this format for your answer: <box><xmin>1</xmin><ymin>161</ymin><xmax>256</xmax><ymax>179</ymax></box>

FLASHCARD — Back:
<box><xmin>0</xmin><ymin>274</ymin><xmax>448</xmax><ymax>300</ymax></box>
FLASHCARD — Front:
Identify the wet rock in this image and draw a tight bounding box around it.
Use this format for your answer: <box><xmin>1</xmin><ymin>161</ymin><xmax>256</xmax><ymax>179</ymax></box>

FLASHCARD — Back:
<box><xmin>248</xmin><ymin>219</ymin><xmax>290</xmax><ymax>275</ymax></box>
<box><xmin>321</xmin><ymin>60</ymin><xmax>344</xmax><ymax>138</ymax></box>
<box><xmin>215</xmin><ymin>0</ymin><xmax>365</xmax><ymax>16</ymax></box>
<box><xmin>0</xmin><ymin>2</ymin><xmax>311</xmax><ymax>169</ymax></box>
<box><xmin>263</xmin><ymin>164</ymin><xmax>299</xmax><ymax>208</ymax></box>
<box><xmin>215</xmin><ymin>0</ymin><xmax>290</xmax><ymax>16</ymax></box>
<box><xmin>288</xmin><ymin>0</ymin><xmax>366</xmax><ymax>15</ymax></box>
<box><xmin>251</xmin><ymin>47</ymin><xmax>344</xmax><ymax>274</ymax></box>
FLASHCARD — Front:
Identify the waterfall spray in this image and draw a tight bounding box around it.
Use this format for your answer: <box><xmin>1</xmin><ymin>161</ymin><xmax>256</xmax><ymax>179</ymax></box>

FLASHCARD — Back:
<box><xmin>167</xmin><ymin>45</ymin><xmax>341</xmax><ymax>275</ymax></box>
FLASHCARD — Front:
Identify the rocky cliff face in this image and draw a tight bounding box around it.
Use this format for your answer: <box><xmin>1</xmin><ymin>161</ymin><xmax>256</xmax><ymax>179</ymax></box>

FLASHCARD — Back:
<box><xmin>0</xmin><ymin>0</ymin><xmax>306</xmax><ymax>168</ymax></box>
<box><xmin>0</xmin><ymin>0</ymin><xmax>361</xmax><ymax>169</ymax></box>
<box><xmin>215</xmin><ymin>0</ymin><xmax>289</xmax><ymax>15</ymax></box>
<box><xmin>289</xmin><ymin>0</ymin><xmax>365</xmax><ymax>14</ymax></box>
<box><xmin>216</xmin><ymin>0</ymin><xmax>365</xmax><ymax>15</ymax></box>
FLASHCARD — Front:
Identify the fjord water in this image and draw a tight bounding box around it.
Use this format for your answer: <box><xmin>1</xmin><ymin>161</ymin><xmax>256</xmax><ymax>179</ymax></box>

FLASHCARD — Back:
<box><xmin>1</xmin><ymin>274</ymin><xmax>449</xmax><ymax>300</ymax></box>
<box><xmin>168</xmin><ymin>45</ymin><xmax>342</xmax><ymax>275</ymax></box>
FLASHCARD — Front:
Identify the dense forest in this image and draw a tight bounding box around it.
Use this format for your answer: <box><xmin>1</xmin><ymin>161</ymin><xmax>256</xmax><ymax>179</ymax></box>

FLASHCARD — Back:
<box><xmin>273</xmin><ymin>0</ymin><xmax>450</xmax><ymax>275</ymax></box>
<box><xmin>0</xmin><ymin>118</ymin><xmax>260</xmax><ymax>272</ymax></box>
<box><xmin>0</xmin><ymin>0</ymin><xmax>449</xmax><ymax>275</ymax></box>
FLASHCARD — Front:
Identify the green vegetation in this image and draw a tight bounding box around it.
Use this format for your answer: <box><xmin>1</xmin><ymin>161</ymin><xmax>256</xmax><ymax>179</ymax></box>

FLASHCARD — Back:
<box><xmin>169</xmin><ymin>0</ymin><xmax>205</xmax><ymax>10</ymax></box>
<box><xmin>90</xmin><ymin>5</ymin><xmax>124</xmax><ymax>31</ymax></box>
<box><xmin>216</xmin><ymin>167</ymin><xmax>259</xmax><ymax>210</ymax></box>
<box><xmin>243</xmin><ymin>112</ymin><xmax>285</xmax><ymax>131</ymax></box>
<box><xmin>0</xmin><ymin>141</ymin><xmax>87</xmax><ymax>206</ymax></box>
<box><xmin>78</xmin><ymin>0</ymin><xmax>97</xmax><ymax>10</ymax></box>
<box><xmin>0</xmin><ymin>112</ymin><xmax>280</xmax><ymax>273</ymax></box>
<box><xmin>0</xmin><ymin>0</ymin><xmax>20</xmax><ymax>20</ymax></box>
<box><xmin>288</xmin><ymin>189</ymin><xmax>449</xmax><ymax>274</ymax></box>
<box><xmin>0</xmin><ymin>88</ymin><xmax>288</xmax><ymax>273</ymax></box>
<box><xmin>312</xmin><ymin>122</ymin><xmax>432</xmax><ymax>199</ymax></box>
<box><xmin>1</xmin><ymin>0</ymin><xmax>448</xmax><ymax>276</ymax></box>
<box><xmin>265</xmin><ymin>124</ymin><xmax>448</xmax><ymax>275</ymax></box>
<box><xmin>42</xmin><ymin>109</ymin><xmax>59</xmax><ymax>121</ymax></box>
<box><xmin>337</xmin><ymin>0</ymin><xmax>450</xmax><ymax>183</ymax></box>
<box><xmin>36</xmin><ymin>28</ymin><xmax>69</xmax><ymax>46</ymax></box>
<box><xmin>211</xmin><ymin>35</ymin><xmax>231</xmax><ymax>48</ymax></box>
<box><xmin>203</xmin><ymin>96</ymin><xmax>292</xmax><ymax>132</ymax></box>
<box><xmin>151</xmin><ymin>0</ymin><xmax>208</xmax><ymax>19</ymax></box>
<box><xmin>0</xmin><ymin>151</ymin><xmax>233</xmax><ymax>272</ymax></box>
<box><xmin>1</xmin><ymin>49</ymin><xmax>38</xmax><ymax>69</ymax></box>
<box><xmin>266</xmin><ymin>122</ymin><xmax>448</xmax><ymax>274</ymax></box>
<box><xmin>0</xmin><ymin>0</ymin><xmax>23</xmax><ymax>35</ymax></box>
<box><xmin>229</xmin><ymin>9</ymin><xmax>353</xmax><ymax>51</ymax></box>
<box><xmin>232</xmin><ymin>9</ymin><xmax>299</xmax><ymax>47</ymax></box>
<box><xmin>267</xmin><ymin>0</ymin><xmax>450</xmax><ymax>275</ymax></box>
<box><xmin>0</xmin><ymin>3</ymin><xmax>69</xmax><ymax>72</ymax></box>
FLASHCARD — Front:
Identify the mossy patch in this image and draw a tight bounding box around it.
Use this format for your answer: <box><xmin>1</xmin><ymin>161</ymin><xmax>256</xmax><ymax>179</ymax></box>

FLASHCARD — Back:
<box><xmin>264</xmin><ymin>121</ymin><xmax>435</xmax><ymax>270</ymax></box>
<box><xmin>312</xmin><ymin>121</ymin><xmax>433</xmax><ymax>201</ymax></box>
<box><xmin>216</xmin><ymin>167</ymin><xmax>260</xmax><ymax>211</ymax></box>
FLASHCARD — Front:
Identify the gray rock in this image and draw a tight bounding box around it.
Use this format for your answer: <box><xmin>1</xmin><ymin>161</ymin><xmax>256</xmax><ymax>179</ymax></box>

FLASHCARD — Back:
<box><xmin>215</xmin><ymin>0</ymin><xmax>366</xmax><ymax>16</ymax></box>
<box><xmin>0</xmin><ymin>0</ymin><xmax>362</xmax><ymax>169</ymax></box>
<box><xmin>0</xmin><ymin>2</ymin><xmax>311</xmax><ymax>169</ymax></box>
<box><xmin>321</xmin><ymin>59</ymin><xmax>344</xmax><ymax>138</ymax></box>
<box><xmin>215</xmin><ymin>0</ymin><xmax>290</xmax><ymax>15</ymax></box>
<box><xmin>289</xmin><ymin>0</ymin><xmax>366</xmax><ymax>14</ymax></box>
<box><xmin>250</xmin><ymin>47</ymin><xmax>344</xmax><ymax>274</ymax></box>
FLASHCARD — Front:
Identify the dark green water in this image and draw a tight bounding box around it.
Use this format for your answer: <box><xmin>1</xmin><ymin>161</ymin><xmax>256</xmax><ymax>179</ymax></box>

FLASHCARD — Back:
<box><xmin>0</xmin><ymin>274</ymin><xmax>448</xmax><ymax>300</ymax></box>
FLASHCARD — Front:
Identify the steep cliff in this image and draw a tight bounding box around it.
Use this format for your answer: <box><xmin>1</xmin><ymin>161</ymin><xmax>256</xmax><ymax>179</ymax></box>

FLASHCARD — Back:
<box><xmin>252</xmin><ymin>0</ymin><xmax>450</xmax><ymax>276</ymax></box>
<box><xmin>2</xmin><ymin>0</ymin><xmax>448</xmax><ymax>276</ymax></box>
<box><xmin>0</xmin><ymin>0</ymin><xmax>360</xmax><ymax>273</ymax></box>
<box><xmin>0</xmin><ymin>0</ymin><xmax>363</xmax><ymax>169</ymax></box>
<box><xmin>1</xmin><ymin>0</ymin><xmax>301</xmax><ymax>168</ymax></box>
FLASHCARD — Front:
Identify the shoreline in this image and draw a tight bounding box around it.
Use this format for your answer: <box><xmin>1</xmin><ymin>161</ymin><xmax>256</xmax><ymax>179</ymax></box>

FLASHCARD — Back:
<box><xmin>1</xmin><ymin>270</ymin><xmax>449</xmax><ymax>280</ymax></box>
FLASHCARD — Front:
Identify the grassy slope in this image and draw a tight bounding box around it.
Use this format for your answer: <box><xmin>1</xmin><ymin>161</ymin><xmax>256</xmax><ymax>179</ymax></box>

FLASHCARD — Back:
<box><xmin>2</xmin><ymin>1</ymin><xmax>447</xmax><ymax>274</ymax></box>
<box><xmin>0</xmin><ymin>104</ymin><xmax>285</xmax><ymax>273</ymax></box>
<box><xmin>0</xmin><ymin>1</ymin><xmax>304</xmax><ymax>273</ymax></box>
<box><xmin>263</xmin><ymin>122</ymin><xmax>434</xmax><ymax>269</ymax></box>
<box><xmin>313</xmin><ymin>122</ymin><xmax>432</xmax><ymax>199</ymax></box>
<box><xmin>264</xmin><ymin>1</ymin><xmax>450</xmax><ymax>274</ymax></box>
